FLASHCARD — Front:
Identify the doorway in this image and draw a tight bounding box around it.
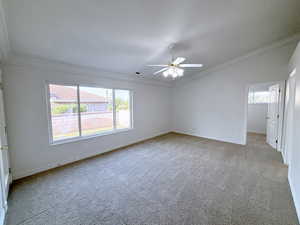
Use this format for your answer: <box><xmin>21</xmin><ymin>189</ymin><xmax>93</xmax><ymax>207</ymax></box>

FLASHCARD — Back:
<box><xmin>246</xmin><ymin>81</ymin><xmax>285</xmax><ymax>150</ymax></box>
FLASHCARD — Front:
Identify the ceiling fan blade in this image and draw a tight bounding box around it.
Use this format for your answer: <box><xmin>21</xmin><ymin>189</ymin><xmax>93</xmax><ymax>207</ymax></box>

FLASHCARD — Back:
<box><xmin>172</xmin><ymin>57</ymin><xmax>186</xmax><ymax>65</ymax></box>
<box><xmin>179</xmin><ymin>64</ymin><xmax>203</xmax><ymax>68</ymax></box>
<box><xmin>147</xmin><ymin>65</ymin><xmax>168</xmax><ymax>67</ymax></box>
<box><xmin>154</xmin><ymin>67</ymin><xmax>168</xmax><ymax>75</ymax></box>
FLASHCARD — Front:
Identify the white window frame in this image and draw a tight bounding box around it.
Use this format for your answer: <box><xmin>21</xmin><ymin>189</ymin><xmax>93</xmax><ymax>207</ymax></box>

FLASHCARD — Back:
<box><xmin>46</xmin><ymin>82</ymin><xmax>133</xmax><ymax>145</ymax></box>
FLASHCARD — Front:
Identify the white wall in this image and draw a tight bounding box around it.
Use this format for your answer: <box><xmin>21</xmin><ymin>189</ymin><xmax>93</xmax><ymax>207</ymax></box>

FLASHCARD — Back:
<box><xmin>247</xmin><ymin>104</ymin><xmax>267</xmax><ymax>134</ymax></box>
<box><xmin>3</xmin><ymin>57</ymin><xmax>172</xmax><ymax>179</ymax></box>
<box><xmin>172</xmin><ymin>39</ymin><xmax>298</xmax><ymax>145</ymax></box>
<box><xmin>0</xmin><ymin>0</ymin><xmax>10</xmax><ymax>61</ymax></box>
<box><xmin>288</xmin><ymin>41</ymin><xmax>300</xmax><ymax>221</ymax></box>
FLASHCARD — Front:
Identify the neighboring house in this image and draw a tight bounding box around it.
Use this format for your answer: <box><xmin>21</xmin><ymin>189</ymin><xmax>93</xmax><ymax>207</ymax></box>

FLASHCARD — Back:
<box><xmin>49</xmin><ymin>85</ymin><xmax>109</xmax><ymax>113</ymax></box>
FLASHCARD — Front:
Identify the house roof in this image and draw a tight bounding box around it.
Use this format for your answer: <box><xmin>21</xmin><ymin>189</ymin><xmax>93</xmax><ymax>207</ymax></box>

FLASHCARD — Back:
<box><xmin>49</xmin><ymin>85</ymin><xmax>108</xmax><ymax>103</ymax></box>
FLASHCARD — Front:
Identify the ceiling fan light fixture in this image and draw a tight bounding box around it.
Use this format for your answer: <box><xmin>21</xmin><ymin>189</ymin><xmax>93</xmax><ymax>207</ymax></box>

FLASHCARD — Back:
<box><xmin>149</xmin><ymin>56</ymin><xmax>202</xmax><ymax>79</ymax></box>
<box><xmin>162</xmin><ymin>66</ymin><xmax>184</xmax><ymax>78</ymax></box>
<box><xmin>176</xmin><ymin>67</ymin><xmax>184</xmax><ymax>76</ymax></box>
<box><xmin>163</xmin><ymin>70</ymin><xmax>169</xmax><ymax>77</ymax></box>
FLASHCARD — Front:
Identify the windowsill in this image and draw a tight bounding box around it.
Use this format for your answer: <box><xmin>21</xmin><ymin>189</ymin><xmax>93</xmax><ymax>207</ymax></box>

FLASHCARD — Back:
<box><xmin>50</xmin><ymin>128</ymin><xmax>134</xmax><ymax>146</ymax></box>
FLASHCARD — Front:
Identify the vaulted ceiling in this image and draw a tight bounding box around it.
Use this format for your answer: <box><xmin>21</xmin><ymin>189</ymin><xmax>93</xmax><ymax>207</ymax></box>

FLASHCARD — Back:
<box><xmin>3</xmin><ymin>0</ymin><xmax>300</xmax><ymax>79</ymax></box>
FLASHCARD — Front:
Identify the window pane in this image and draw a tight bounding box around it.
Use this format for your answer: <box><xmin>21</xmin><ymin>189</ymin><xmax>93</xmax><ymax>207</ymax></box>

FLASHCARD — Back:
<box><xmin>80</xmin><ymin>86</ymin><xmax>113</xmax><ymax>136</ymax></box>
<box><xmin>49</xmin><ymin>84</ymin><xmax>80</xmax><ymax>141</ymax></box>
<box><xmin>248</xmin><ymin>91</ymin><xmax>270</xmax><ymax>104</ymax></box>
<box><xmin>115</xmin><ymin>89</ymin><xmax>131</xmax><ymax>129</ymax></box>
<box><xmin>254</xmin><ymin>91</ymin><xmax>269</xmax><ymax>103</ymax></box>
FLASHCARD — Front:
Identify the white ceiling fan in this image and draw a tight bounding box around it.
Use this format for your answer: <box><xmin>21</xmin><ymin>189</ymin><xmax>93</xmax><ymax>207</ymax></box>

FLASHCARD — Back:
<box><xmin>147</xmin><ymin>46</ymin><xmax>203</xmax><ymax>79</ymax></box>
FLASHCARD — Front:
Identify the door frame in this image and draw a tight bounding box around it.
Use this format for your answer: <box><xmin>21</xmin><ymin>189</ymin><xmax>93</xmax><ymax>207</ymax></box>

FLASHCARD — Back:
<box><xmin>0</xmin><ymin>69</ymin><xmax>11</xmax><ymax>225</ymax></box>
<box><xmin>244</xmin><ymin>80</ymin><xmax>286</xmax><ymax>151</ymax></box>
<box><xmin>282</xmin><ymin>70</ymin><xmax>297</xmax><ymax>165</ymax></box>
<box><xmin>276</xmin><ymin>81</ymin><xmax>286</xmax><ymax>152</ymax></box>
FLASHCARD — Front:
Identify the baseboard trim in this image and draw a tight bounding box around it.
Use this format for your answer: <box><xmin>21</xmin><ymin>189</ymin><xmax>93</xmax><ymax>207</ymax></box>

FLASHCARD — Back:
<box><xmin>288</xmin><ymin>172</ymin><xmax>300</xmax><ymax>224</ymax></box>
<box><xmin>11</xmin><ymin>129</ymin><xmax>300</xmax><ymax>225</ymax></box>
<box><xmin>15</xmin><ymin>130</ymin><xmax>245</xmax><ymax>180</ymax></box>
<box><xmin>172</xmin><ymin>130</ymin><xmax>244</xmax><ymax>146</ymax></box>
<box><xmin>13</xmin><ymin>131</ymin><xmax>172</xmax><ymax>181</ymax></box>
<box><xmin>247</xmin><ymin>132</ymin><xmax>266</xmax><ymax>136</ymax></box>
<box><xmin>281</xmin><ymin>151</ymin><xmax>288</xmax><ymax>165</ymax></box>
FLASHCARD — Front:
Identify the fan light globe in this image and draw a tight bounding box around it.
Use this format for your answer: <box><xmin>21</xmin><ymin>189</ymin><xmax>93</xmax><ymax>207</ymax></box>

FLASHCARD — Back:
<box><xmin>176</xmin><ymin>68</ymin><xmax>184</xmax><ymax>76</ymax></box>
<box><xmin>162</xmin><ymin>66</ymin><xmax>184</xmax><ymax>78</ymax></box>
<box><xmin>163</xmin><ymin>71</ymin><xmax>169</xmax><ymax>77</ymax></box>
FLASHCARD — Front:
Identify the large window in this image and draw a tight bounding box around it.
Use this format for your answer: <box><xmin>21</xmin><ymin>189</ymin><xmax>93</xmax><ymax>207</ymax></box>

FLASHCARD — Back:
<box><xmin>47</xmin><ymin>84</ymin><xmax>132</xmax><ymax>143</ymax></box>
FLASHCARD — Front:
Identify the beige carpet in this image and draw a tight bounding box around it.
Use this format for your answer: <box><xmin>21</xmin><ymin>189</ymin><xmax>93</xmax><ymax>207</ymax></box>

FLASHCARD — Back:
<box><xmin>6</xmin><ymin>133</ymin><xmax>299</xmax><ymax>225</ymax></box>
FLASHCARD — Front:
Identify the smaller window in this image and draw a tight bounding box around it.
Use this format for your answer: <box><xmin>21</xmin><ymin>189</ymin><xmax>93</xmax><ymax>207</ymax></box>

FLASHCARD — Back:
<box><xmin>248</xmin><ymin>91</ymin><xmax>270</xmax><ymax>104</ymax></box>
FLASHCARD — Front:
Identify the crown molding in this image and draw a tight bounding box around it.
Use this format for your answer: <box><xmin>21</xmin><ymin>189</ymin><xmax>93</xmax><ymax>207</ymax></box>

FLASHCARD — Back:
<box><xmin>0</xmin><ymin>0</ymin><xmax>10</xmax><ymax>62</ymax></box>
<box><xmin>4</xmin><ymin>53</ymin><xmax>172</xmax><ymax>87</ymax></box>
<box><xmin>175</xmin><ymin>33</ymin><xmax>300</xmax><ymax>86</ymax></box>
<box><xmin>3</xmin><ymin>30</ymin><xmax>299</xmax><ymax>88</ymax></box>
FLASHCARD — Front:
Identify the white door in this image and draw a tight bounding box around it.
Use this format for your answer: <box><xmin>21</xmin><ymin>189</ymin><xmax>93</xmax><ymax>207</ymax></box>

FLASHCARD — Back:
<box><xmin>0</xmin><ymin>70</ymin><xmax>10</xmax><ymax>224</ymax></box>
<box><xmin>267</xmin><ymin>84</ymin><xmax>280</xmax><ymax>149</ymax></box>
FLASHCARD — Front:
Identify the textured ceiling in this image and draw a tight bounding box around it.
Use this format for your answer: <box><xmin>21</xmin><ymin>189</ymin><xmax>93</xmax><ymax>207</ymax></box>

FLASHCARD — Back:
<box><xmin>3</xmin><ymin>0</ymin><xmax>300</xmax><ymax>80</ymax></box>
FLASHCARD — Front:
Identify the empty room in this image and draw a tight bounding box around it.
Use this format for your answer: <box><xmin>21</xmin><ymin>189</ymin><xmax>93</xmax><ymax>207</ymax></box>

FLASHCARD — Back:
<box><xmin>0</xmin><ymin>0</ymin><xmax>300</xmax><ymax>224</ymax></box>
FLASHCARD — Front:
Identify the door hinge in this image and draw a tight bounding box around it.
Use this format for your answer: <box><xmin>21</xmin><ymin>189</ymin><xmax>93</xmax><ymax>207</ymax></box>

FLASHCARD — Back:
<box><xmin>0</xmin><ymin>145</ymin><xmax>8</xmax><ymax>151</ymax></box>
<box><xmin>277</xmin><ymin>114</ymin><xmax>280</xmax><ymax>119</ymax></box>
<box><xmin>279</xmin><ymin>89</ymin><xmax>281</xmax><ymax>93</ymax></box>
<box><xmin>276</xmin><ymin>139</ymin><xmax>278</xmax><ymax>144</ymax></box>
<box><xmin>8</xmin><ymin>168</ymin><xmax>11</xmax><ymax>174</ymax></box>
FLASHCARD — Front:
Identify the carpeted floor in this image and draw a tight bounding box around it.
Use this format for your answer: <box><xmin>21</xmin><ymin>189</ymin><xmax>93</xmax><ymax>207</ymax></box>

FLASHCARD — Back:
<box><xmin>6</xmin><ymin>133</ymin><xmax>299</xmax><ymax>225</ymax></box>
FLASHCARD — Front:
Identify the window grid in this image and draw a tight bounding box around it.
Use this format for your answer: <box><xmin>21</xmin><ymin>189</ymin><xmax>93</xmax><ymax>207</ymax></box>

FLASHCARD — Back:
<box><xmin>112</xmin><ymin>89</ymin><xmax>117</xmax><ymax>130</ymax></box>
<box><xmin>77</xmin><ymin>85</ymin><xmax>82</xmax><ymax>136</ymax></box>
